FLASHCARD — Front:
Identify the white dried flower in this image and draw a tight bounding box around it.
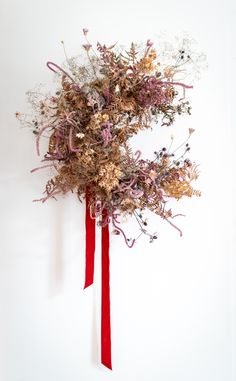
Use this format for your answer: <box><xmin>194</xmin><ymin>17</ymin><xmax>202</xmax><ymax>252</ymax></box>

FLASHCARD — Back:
<box><xmin>76</xmin><ymin>133</ymin><xmax>85</xmax><ymax>139</ymax></box>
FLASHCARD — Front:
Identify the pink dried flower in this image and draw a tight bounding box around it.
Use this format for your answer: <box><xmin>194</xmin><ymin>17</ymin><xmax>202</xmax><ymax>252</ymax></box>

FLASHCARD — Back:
<box><xmin>137</xmin><ymin>77</ymin><xmax>170</xmax><ymax>107</ymax></box>
<box><xmin>147</xmin><ymin>39</ymin><xmax>154</xmax><ymax>47</ymax></box>
<box><xmin>83</xmin><ymin>44</ymin><xmax>92</xmax><ymax>51</ymax></box>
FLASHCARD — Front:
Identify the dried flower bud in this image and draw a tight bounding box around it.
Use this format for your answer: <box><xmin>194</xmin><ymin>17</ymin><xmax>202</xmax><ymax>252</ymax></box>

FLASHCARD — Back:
<box><xmin>188</xmin><ymin>128</ymin><xmax>195</xmax><ymax>135</ymax></box>
<box><xmin>83</xmin><ymin>44</ymin><xmax>92</xmax><ymax>51</ymax></box>
<box><xmin>147</xmin><ymin>39</ymin><xmax>154</xmax><ymax>47</ymax></box>
<box><xmin>83</xmin><ymin>28</ymin><xmax>89</xmax><ymax>36</ymax></box>
<box><xmin>76</xmin><ymin>133</ymin><xmax>85</xmax><ymax>139</ymax></box>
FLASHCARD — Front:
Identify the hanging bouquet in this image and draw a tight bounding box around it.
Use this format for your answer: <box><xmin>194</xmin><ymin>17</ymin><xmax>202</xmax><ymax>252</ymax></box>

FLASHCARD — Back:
<box><xmin>16</xmin><ymin>29</ymin><xmax>202</xmax><ymax>369</ymax></box>
<box><xmin>17</xmin><ymin>30</ymin><xmax>201</xmax><ymax>244</ymax></box>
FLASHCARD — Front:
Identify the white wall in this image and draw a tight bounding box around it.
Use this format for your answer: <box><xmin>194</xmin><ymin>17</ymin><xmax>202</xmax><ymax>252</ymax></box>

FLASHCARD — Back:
<box><xmin>0</xmin><ymin>0</ymin><xmax>235</xmax><ymax>380</ymax></box>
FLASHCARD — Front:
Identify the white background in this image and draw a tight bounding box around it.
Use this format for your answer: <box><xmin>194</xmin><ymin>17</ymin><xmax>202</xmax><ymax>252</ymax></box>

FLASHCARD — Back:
<box><xmin>0</xmin><ymin>0</ymin><xmax>235</xmax><ymax>380</ymax></box>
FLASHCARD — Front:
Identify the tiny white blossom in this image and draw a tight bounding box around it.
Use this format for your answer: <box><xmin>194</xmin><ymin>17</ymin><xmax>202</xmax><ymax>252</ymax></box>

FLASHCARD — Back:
<box><xmin>76</xmin><ymin>133</ymin><xmax>85</xmax><ymax>139</ymax></box>
<box><xmin>115</xmin><ymin>84</ymin><xmax>120</xmax><ymax>94</ymax></box>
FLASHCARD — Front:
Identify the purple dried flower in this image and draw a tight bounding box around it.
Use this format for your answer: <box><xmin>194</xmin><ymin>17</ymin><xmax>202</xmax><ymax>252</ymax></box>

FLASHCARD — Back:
<box><xmin>83</xmin><ymin>28</ymin><xmax>89</xmax><ymax>36</ymax></box>
<box><xmin>137</xmin><ymin>77</ymin><xmax>173</xmax><ymax>107</ymax></box>
<box><xmin>147</xmin><ymin>39</ymin><xmax>154</xmax><ymax>47</ymax></box>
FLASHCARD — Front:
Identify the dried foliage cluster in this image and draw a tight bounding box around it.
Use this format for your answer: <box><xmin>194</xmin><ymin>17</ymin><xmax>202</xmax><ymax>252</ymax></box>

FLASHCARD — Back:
<box><xmin>17</xmin><ymin>29</ymin><xmax>201</xmax><ymax>246</ymax></box>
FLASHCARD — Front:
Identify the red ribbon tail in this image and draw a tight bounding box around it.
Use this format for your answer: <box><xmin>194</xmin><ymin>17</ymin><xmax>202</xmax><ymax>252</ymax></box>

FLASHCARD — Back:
<box><xmin>84</xmin><ymin>191</ymin><xmax>95</xmax><ymax>289</ymax></box>
<box><xmin>101</xmin><ymin>211</ymin><xmax>112</xmax><ymax>370</ymax></box>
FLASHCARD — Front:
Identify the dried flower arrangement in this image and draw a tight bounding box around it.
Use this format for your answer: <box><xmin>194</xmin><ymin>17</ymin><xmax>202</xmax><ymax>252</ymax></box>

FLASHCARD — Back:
<box><xmin>17</xmin><ymin>29</ymin><xmax>202</xmax><ymax>370</ymax></box>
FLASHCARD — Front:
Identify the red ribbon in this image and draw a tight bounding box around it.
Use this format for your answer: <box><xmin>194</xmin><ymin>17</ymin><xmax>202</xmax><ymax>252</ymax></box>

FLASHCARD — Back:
<box><xmin>101</xmin><ymin>210</ymin><xmax>112</xmax><ymax>369</ymax></box>
<box><xmin>84</xmin><ymin>191</ymin><xmax>96</xmax><ymax>289</ymax></box>
<box><xmin>84</xmin><ymin>192</ymin><xmax>112</xmax><ymax>370</ymax></box>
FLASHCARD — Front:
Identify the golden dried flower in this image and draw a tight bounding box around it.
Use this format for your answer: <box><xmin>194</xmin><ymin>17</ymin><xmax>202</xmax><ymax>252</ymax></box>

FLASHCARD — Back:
<box><xmin>138</xmin><ymin>57</ymin><xmax>156</xmax><ymax>72</ymax></box>
<box><xmin>102</xmin><ymin>113</ymin><xmax>109</xmax><ymax>122</ymax></box>
<box><xmin>120</xmin><ymin>197</ymin><xmax>139</xmax><ymax>212</ymax></box>
<box><xmin>97</xmin><ymin>163</ymin><xmax>121</xmax><ymax>192</ymax></box>
<box><xmin>148</xmin><ymin>48</ymin><xmax>157</xmax><ymax>60</ymax></box>
<box><xmin>164</xmin><ymin>66</ymin><xmax>175</xmax><ymax>79</ymax></box>
<box><xmin>86</xmin><ymin>113</ymin><xmax>102</xmax><ymax>131</ymax></box>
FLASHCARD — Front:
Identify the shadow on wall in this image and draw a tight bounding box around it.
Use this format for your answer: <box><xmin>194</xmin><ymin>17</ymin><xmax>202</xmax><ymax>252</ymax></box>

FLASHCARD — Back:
<box><xmin>48</xmin><ymin>202</ymin><xmax>64</xmax><ymax>296</ymax></box>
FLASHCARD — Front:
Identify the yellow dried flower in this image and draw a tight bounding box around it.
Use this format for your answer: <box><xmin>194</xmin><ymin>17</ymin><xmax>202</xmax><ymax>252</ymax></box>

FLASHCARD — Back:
<box><xmin>138</xmin><ymin>58</ymin><xmax>155</xmax><ymax>72</ymax></box>
<box><xmin>148</xmin><ymin>48</ymin><xmax>157</xmax><ymax>60</ymax></box>
<box><xmin>76</xmin><ymin>149</ymin><xmax>95</xmax><ymax>166</ymax></box>
<box><xmin>160</xmin><ymin>168</ymin><xmax>199</xmax><ymax>200</ymax></box>
<box><xmin>86</xmin><ymin>113</ymin><xmax>102</xmax><ymax>131</ymax></box>
<box><xmin>164</xmin><ymin>66</ymin><xmax>175</xmax><ymax>79</ymax></box>
<box><xmin>120</xmin><ymin>197</ymin><xmax>139</xmax><ymax>212</ymax></box>
<box><xmin>97</xmin><ymin>163</ymin><xmax>121</xmax><ymax>192</ymax></box>
<box><xmin>102</xmin><ymin>113</ymin><xmax>109</xmax><ymax>122</ymax></box>
<box><xmin>162</xmin><ymin>179</ymin><xmax>194</xmax><ymax>199</ymax></box>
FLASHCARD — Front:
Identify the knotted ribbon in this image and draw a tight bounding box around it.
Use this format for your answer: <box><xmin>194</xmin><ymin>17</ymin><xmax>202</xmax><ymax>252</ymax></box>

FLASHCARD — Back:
<box><xmin>84</xmin><ymin>191</ymin><xmax>112</xmax><ymax>370</ymax></box>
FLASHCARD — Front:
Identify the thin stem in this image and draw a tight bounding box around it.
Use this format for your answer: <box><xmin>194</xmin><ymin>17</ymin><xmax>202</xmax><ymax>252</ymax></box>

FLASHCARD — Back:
<box><xmin>30</xmin><ymin>164</ymin><xmax>56</xmax><ymax>173</ymax></box>
<box><xmin>47</xmin><ymin>61</ymin><xmax>76</xmax><ymax>83</ymax></box>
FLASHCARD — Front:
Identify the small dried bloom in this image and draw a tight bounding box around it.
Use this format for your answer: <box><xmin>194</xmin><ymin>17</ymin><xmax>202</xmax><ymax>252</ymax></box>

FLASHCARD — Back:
<box><xmin>188</xmin><ymin>128</ymin><xmax>195</xmax><ymax>135</ymax></box>
<box><xmin>76</xmin><ymin>133</ymin><xmax>85</xmax><ymax>139</ymax></box>
<box><xmin>83</xmin><ymin>28</ymin><xmax>89</xmax><ymax>36</ymax></box>
<box><xmin>76</xmin><ymin>149</ymin><xmax>94</xmax><ymax>166</ymax></box>
<box><xmin>102</xmin><ymin>113</ymin><xmax>109</xmax><ymax>122</ymax></box>
<box><xmin>98</xmin><ymin>163</ymin><xmax>121</xmax><ymax>192</ymax></box>
<box><xmin>83</xmin><ymin>44</ymin><xmax>92</xmax><ymax>51</ymax></box>
<box><xmin>86</xmin><ymin>113</ymin><xmax>102</xmax><ymax>131</ymax></box>
<box><xmin>147</xmin><ymin>39</ymin><xmax>154</xmax><ymax>47</ymax></box>
<box><xmin>164</xmin><ymin>66</ymin><xmax>175</xmax><ymax>78</ymax></box>
<box><xmin>138</xmin><ymin>57</ymin><xmax>156</xmax><ymax>72</ymax></box>
<box><xmin>148</xmin><ymin>49</ymin><xmax>157</xmax><ymax>60</ymax></box>
<box><xmin>120</xmin><ymin>197</ymin><xmax>139</xmax><ymax>212</ymax></box>
<box><xmin>149</xmin><ymin>170</ymin><xmax>157</xmax><ymax>181</ymax></box>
